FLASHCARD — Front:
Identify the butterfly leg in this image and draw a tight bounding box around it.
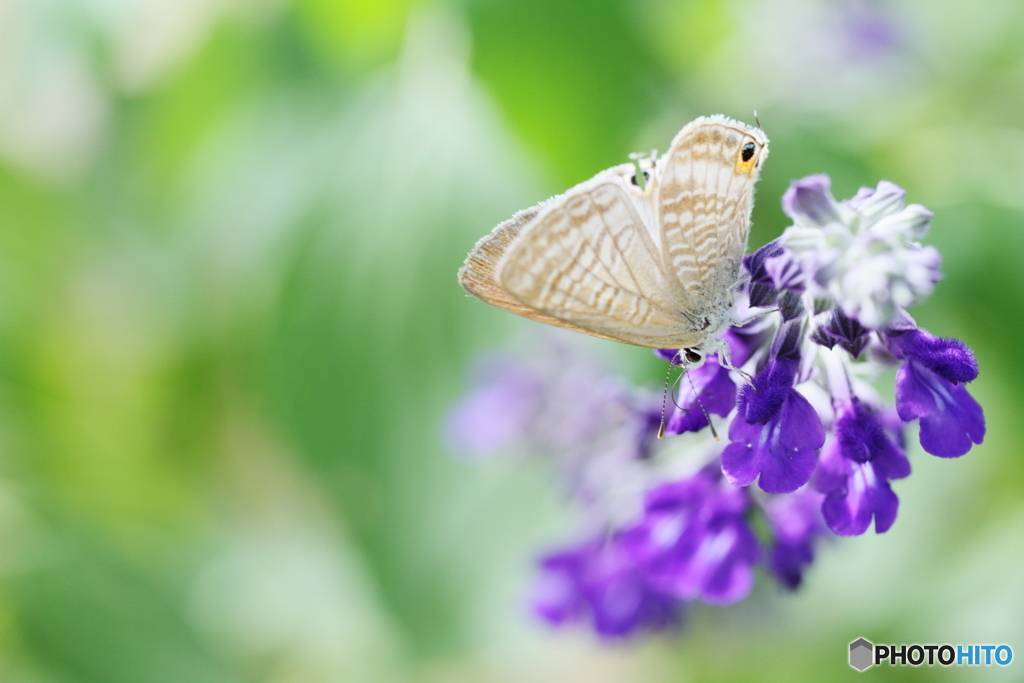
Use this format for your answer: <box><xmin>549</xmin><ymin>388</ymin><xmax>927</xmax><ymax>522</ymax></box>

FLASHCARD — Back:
<box><xmin>732</xmin><ymin>307</ymin><xmax>781</xmax><ymax>327</ymax></box>
<box><xmin>715</xmin><ymin>338</ymin><xmax>754</xmax><ymax>383</ymax></box>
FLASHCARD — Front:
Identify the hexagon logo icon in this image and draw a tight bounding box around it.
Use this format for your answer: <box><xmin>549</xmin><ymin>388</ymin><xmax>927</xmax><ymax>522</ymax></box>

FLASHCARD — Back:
<box><xmin>849</xmin><ymin>638</ymin><xmax>874</xmax><ymax>671</ymax></box>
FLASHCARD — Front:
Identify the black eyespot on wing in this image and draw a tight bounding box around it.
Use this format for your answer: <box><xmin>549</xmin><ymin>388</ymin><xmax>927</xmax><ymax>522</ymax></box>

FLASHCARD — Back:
<box><xmin>684</xmin><ymin>349</ymin><xmax>702</xmax><ymax>364</ymax></box>
<box><xmin>630</xmin><ymin>171</ymin><xmax>651</xmax><ymax>186</ymax></box>
<box><xmin>741</xmin><ymin>142</ymin><xmax>756</xmax><ymax>162</ymax></box>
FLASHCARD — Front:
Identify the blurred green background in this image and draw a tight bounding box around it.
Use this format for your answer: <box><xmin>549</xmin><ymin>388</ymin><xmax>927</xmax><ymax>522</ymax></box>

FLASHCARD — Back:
<box><xmin>0</xmin><ymin>0</ymin><xmax>1021</xmax><ymax>681</ymax></box>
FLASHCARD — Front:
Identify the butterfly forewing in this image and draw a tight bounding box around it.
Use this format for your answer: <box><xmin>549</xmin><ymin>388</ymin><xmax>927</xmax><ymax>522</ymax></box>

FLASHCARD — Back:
<box><xmin>492</xmin><ymin>171</ymin><xmax>707</xmax><ymax>349</ymax></box>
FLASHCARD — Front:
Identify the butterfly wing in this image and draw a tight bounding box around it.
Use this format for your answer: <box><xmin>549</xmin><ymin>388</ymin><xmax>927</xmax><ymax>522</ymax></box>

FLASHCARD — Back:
<box><xmin>656</xmin><ymin>115</ymin><xmax>769</xmax><ymax>304</ymax></box>
<box><xmin>483</xmin><ymin>168</ymin><xmax>705</xmax><ymax>349</ymax></box>
<box><xmin>458</xmin><ymin>204</ymin><xmax>627</xmax><ymax>344</ymax></box>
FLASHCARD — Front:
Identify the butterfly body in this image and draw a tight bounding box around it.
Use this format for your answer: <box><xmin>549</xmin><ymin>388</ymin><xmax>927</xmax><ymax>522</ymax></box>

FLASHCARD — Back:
<box><xmin>460</xmin><ymin>115</ymin><xmax>768</xmax><ymax>363</ymax></box>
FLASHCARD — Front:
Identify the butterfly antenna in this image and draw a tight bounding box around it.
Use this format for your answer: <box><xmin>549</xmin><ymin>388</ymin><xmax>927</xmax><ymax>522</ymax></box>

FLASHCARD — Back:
<box><xmin>686</xmin><ymin>372</ymin><xmax>719</xmax><ymax>441</ymax></box>
<box><xmin>754</xmin><ymin>110</ymin><xmax>763</xmax><ymax>130</ymax></box>
<box><xmin>657</xmin><ymin>357</ymin><xmax>678</xmax><ymax>439</ymax></box>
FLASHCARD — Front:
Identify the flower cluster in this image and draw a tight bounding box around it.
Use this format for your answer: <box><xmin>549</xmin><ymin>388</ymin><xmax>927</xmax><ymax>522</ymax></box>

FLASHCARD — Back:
<box><xmin>448</xmin><ymin>175</ymin><xmax>984</xmax><ymax>637</ymax></box>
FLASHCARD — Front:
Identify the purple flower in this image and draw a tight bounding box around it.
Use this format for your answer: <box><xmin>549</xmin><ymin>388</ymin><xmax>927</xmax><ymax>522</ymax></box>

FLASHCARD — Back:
<box><xmin>815</xmin><ymin>401</ymin><xmax>910</xmax><ymax>535</ymax></box>
<box><xmin>532</xmin><ymin>538</ymin><xmax>678</xmax><ymax>638</ymax></box>
<box><xmin>895</xmin><ymin>361</ymin><xmax>985</xmax><ymax>458</ymax></box>
<box><xmin>452</xmin><ymin>170</ymin><xmax>984</xmax><ymax>638</ymax></box>
<box><xmin>721</xmin><ymin>359</ymin><xmax>825</xmax><ymax>494</ymax></box>
<box><xmin>777</xmin><ymin>175</ymin><xmax>941</xmax><ymax>328</ymax></box>
<box><xmin>444</xmin><ymin>358</ymin><xmax>542</xmax><ymax>457</ymax></box>
<box><xmin>886</xmin><ymin>327</ymin><xmax>985</xmax><ymax>457</ymax></box>
<box><xmin>622</xmin><ymin>471</ymin><xmax>759</xmax><ymax>606</ymax></box>
<box><xmin>765</xmin><ymin>489</ymin><xmax>825</xmax><ymax>590</ymax></box>
<box><xmin>663</xmin><ymin>355</ymin><xmax>737</xmax><ymax>435</ymax></box>
<box><xmin>743</xmin><ymin>240</ymin><xmax>807</xmax><ymax>301</ymax></box>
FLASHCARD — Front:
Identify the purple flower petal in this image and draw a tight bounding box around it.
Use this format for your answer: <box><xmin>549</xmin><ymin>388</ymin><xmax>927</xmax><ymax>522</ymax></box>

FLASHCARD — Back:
<box><xmin>819</xmin><ymin>473</ymin><xmax>868</xmax><ymax>536</ymax></box>
<box><xmin>743</xmin><ymin>241</ymin><xmax>786</xmax><ymax>306</ymax></box>
<box><xmin>848</xmin><ymin>180</ymin><xmax>906</xmax><ymax>220</ymax></box>
<box><xmin>771</xmin><ymin>541</ymin><xmax>814</xmax><ymax>589</ymax></box>
<box><xmin>776</xmin><ymin>291</ymin><xmax>804</xmax><ymax>321</ymax></box>
<box><xmin>812</xmin><ymin>440</ymin><xmax>849</xmax><ymax>493</ymax></box>
<box><xmin>814</xmin><ymin>308</ymin><xmax>871</xmax><ymax>357</ymax></box>
<box><xmin>885</xmin><ymin>328</ymin><xmax>979</xmax><ymax>384</ymax></box>
<box><xmin>694</xmin><ymin>522</ymin><xmax>759</xmax><ymax>605</ymax></box>
<box><xmin>835</xmin><ymin>399</ymin><xmax>893</xmax><ymax>464</ymax></box>
<box><xmin>532</xmin><ymin>547</ymin><xmax>588</xmax><ymax>625</ymax></box>
<box><xmin>743</xmin><ymin>240</ymin><xmax>785</xmax><ymax>286</ymax></box>
<box><xmin>723</xmin><ymin>324</ymin><xmax>771</xmax><ymax>368</ymax></box>
<box><xmin>779</xmin><ymin>389</ymin><xmax>829</xmax><ymax>451</ymax></box>
<box><xmin>654</xmin><ymin>348</ymin><xmax>683</xmax><ymax>364</ymax></box>
<box><xmin>583</xmin><ymin>545</ymin><xmax>676</xmax><ymax>637</ymax></box>
<box><xmin>821</xmin><ymin>460</ymin><xmax>900</xmax><ymax>536</ymax></box>
<box><xmin>770</xmin><ymin>321</ymin><xmax>805</xmax><ymax>361</ymax></box>
<box><xmin>764</xmin><ymin>251</ymin><xmax>807</xmax><ymax>294</ymax></box>
<box><xmin>870</xmin><ymin>479</ymin><xmax>900</xmax><ymax>533</ymax></box>
<box><xmin>720</xmin><ymin>430</ymin><xmax>763</xmax><ymax>488</ymax></box>
<box><xmin>723</xmin><ymin>388</ymin><xmax>824</xmax><ymax>494</ymax></box>
<box><xmin>737</xmin><ymin>358</ymin><xmax>798</xmax><ymax>424</ymax></box>
<box><xmin>782</xmin><ymin>174</ymin><xmax>842</xmax><ymax>226</ymax></box>
<box><xmin>761</xmin><ymin>448</ymin><xmax>817</xmax><ymax>488</ymax></box>
<box><xmin>896</xmin><ymin>361</ymin><xmax>985</xmax><ymax>457</ymax></box>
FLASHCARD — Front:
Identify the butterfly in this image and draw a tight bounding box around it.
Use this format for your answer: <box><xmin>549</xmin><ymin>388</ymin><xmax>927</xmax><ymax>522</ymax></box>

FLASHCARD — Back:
<box><xmin>458</xmin><ymin>115</ymin><xmax>769</xmax><ymax>367</ymax></box>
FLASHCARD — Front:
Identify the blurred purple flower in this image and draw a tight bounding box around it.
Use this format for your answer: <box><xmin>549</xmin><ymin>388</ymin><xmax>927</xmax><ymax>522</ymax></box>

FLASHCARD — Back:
<box><xmin>532</xmin><ymin>537</ymin><xmax>679</xmax><ymax>638</ymax></box>
<box><xmin>765</xmin><ymin>489</ymin><xmax>825</xmax><ymax>589</ymax></box>
<box><xmin>444</xmin><ymin>358</ymin><xmax>542</xmax><ymax>457</ymax></box>
<box><xmin>623</xmin><ymin>470</ymin><xmax>759</xmax><ymax>606</ymax></box>
<box><xmin>840</xmin><ymin>1</ymin><xmax>902</xmax><ymax>60</ymax></box>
